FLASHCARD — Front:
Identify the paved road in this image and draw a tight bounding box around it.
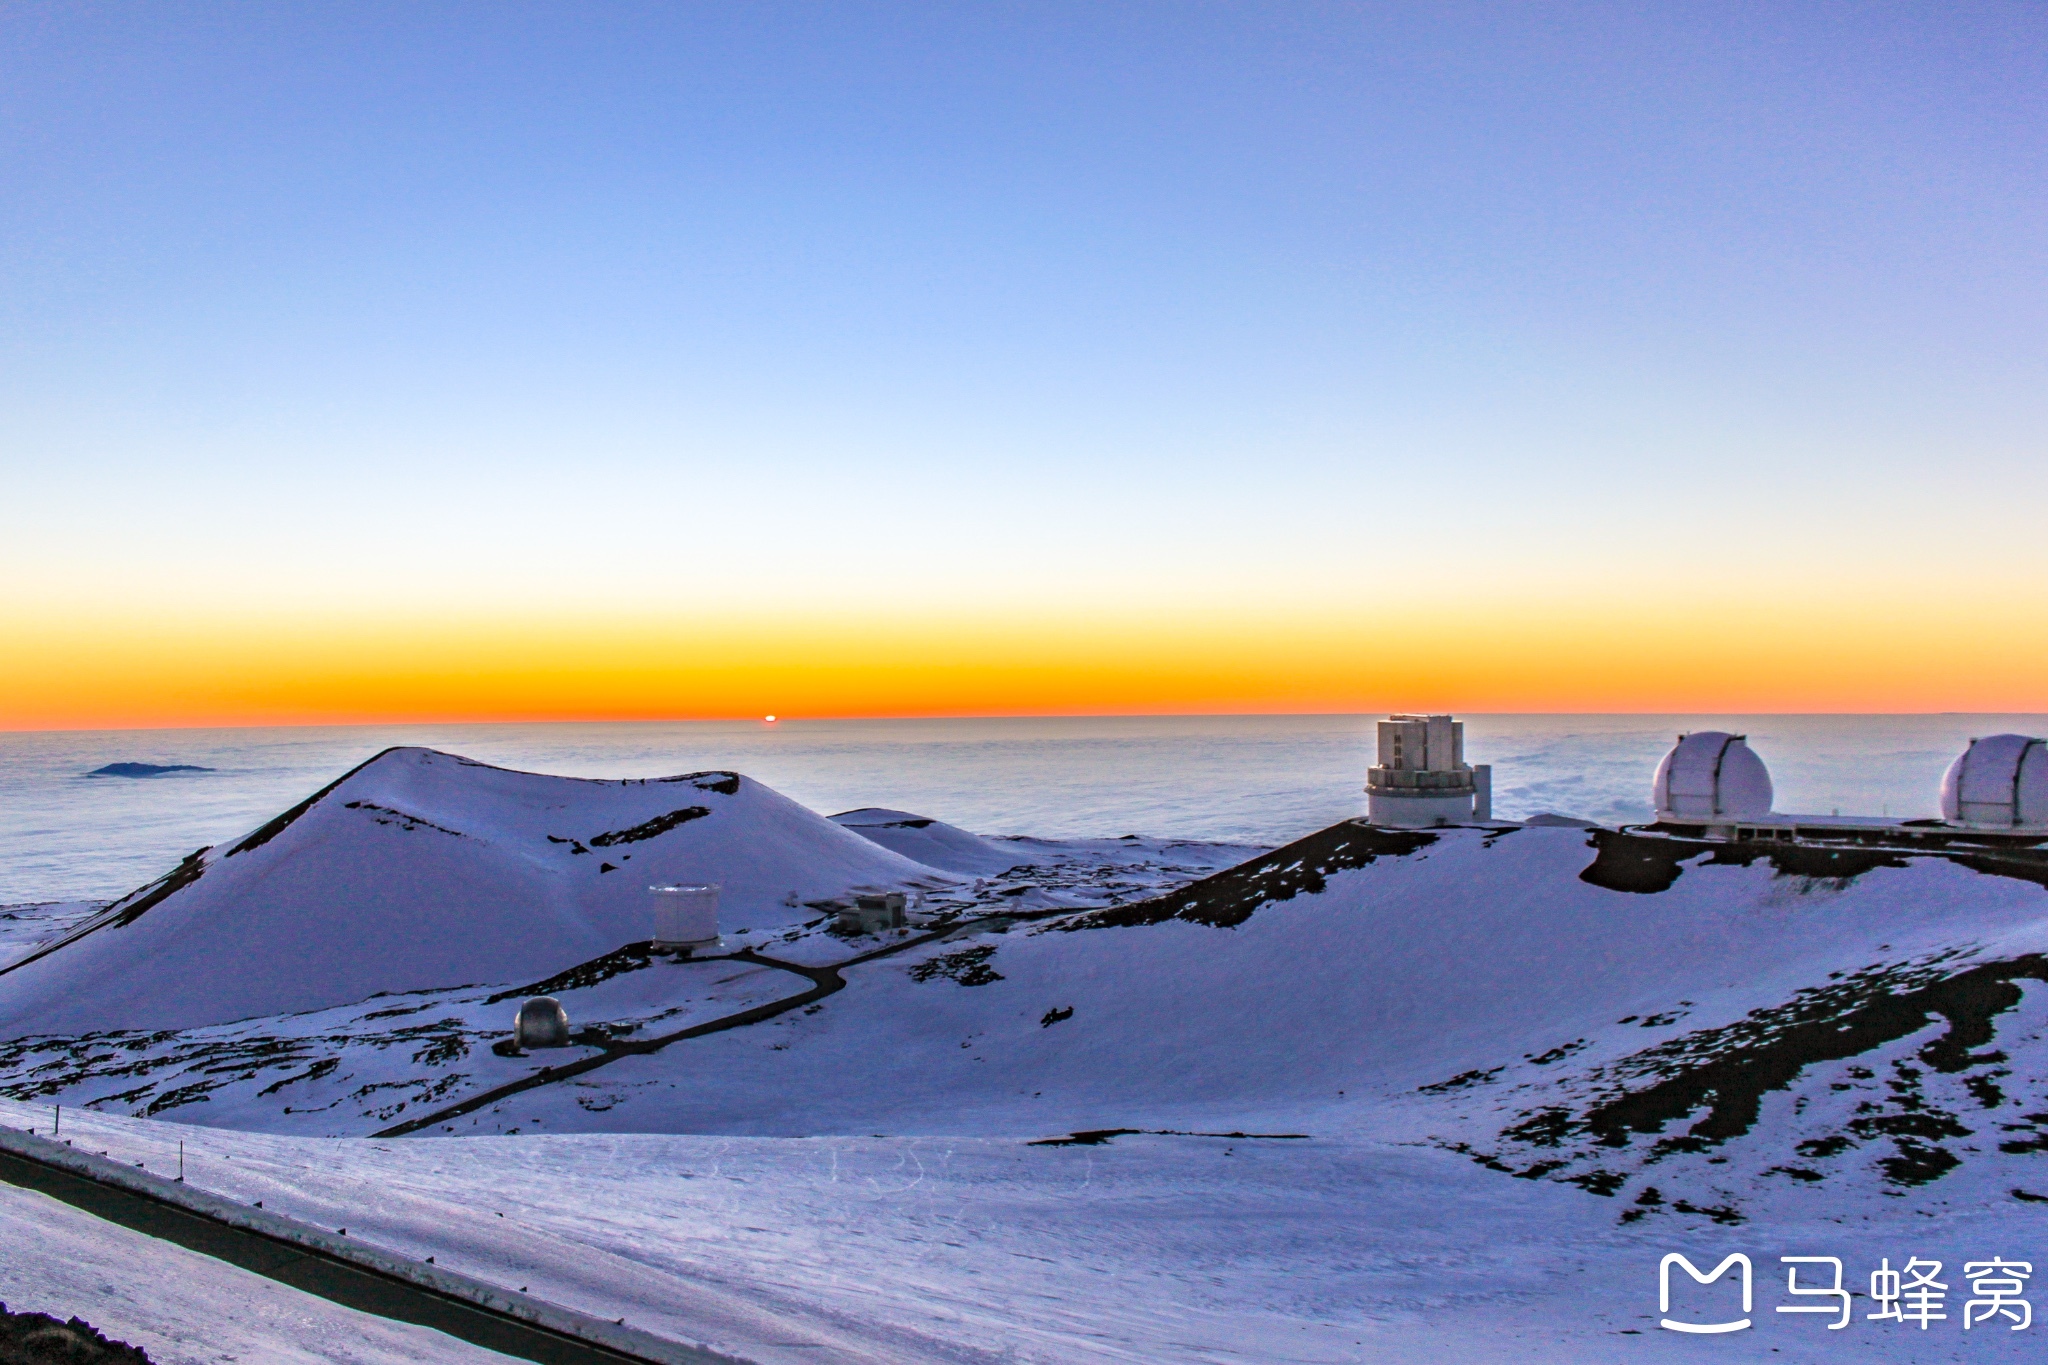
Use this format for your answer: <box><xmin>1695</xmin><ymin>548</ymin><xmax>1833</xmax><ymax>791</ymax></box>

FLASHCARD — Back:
<box><xmin>376</xmin><ymin>923</ymin><xmax>1007</xmax><ymax>1139</ymax></box>
<box><xmin>0</xmin><ymin>1140</ymin><xmax>730</xmax><ymax>1365</ymax></box>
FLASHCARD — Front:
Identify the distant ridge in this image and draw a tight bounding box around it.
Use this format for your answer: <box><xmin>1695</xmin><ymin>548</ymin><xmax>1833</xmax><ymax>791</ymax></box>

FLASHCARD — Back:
<box><xmin>86</xmin><ymin>763</ymin><xmax>213</xmax><ymax>778</ymax></box>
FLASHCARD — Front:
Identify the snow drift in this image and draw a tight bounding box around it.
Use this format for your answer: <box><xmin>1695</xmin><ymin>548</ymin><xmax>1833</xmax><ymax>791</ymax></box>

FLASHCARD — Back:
<box><xmin>0</xmin><ymin>748</ymin><xmax>955</xmax><ymax>1036</ymax></box>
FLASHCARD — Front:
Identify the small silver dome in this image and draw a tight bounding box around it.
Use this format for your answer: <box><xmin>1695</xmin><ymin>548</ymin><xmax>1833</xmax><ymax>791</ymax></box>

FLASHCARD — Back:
<box><xmin>514</xmin><ymin>996</ymin><xmax>570</xmax><ymax>1049</ymax></box>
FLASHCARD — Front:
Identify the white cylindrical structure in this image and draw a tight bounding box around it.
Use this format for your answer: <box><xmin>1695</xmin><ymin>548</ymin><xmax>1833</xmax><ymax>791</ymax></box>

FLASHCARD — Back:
<box><xmin>650</xmin><ymin>883</ymin><xmax>720</xmax><ymax>948</ymax></box>
<box><xmin>514</xmin><ymin>996</ymin><xmax>570</xmax><ymax>1049</ymax></box>
<box><xmin>1940</xmin><ymin>734</ymin><xmax>2048</xmax><ymax>829</ymax></box>
<box><xmin>1652</xmin><ymin>732</ymin><xmax>1774</xmax><ymax>821</ymax></box>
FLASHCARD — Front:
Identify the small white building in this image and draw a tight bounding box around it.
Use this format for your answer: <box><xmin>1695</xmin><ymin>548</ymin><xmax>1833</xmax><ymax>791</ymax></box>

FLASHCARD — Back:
<box><xmin>839</xmin><ymin>892</ymin><xmax>907</xmax><ymax>934</ymax></box>
<box><xmin>1365</xmin><ymin>714</ymin><xmax>1491</xmax><ymax>826</ymax></box>
<box><xmin>649</xmin><ymin>883</ymin><xmax>720</xmax><ymax>952</ymax></box>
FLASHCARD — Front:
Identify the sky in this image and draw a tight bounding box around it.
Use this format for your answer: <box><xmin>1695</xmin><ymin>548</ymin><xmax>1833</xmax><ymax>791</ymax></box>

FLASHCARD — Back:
<box><xmin>3</xmin><ymin>1</ymin><xmax>2045</xmax><ymax>728</ymax></box>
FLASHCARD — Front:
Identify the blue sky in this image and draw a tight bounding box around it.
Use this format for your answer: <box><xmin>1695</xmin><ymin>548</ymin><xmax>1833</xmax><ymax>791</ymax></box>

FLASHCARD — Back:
<box><xmin>3</xmin><ymin>3</ymin><xmax>2046</xmax><ymax>722</ymax></box>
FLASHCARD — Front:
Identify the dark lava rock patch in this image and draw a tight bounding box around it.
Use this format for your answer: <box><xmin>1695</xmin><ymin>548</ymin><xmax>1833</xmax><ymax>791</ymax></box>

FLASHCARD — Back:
<box><xmin>341</xmin><ymin>802</ymin><xmax>466</xmax><ymax>838</ymax></box>
<box><xmin>0</xmin><ymin>1302</ymin><xmax>152</xmax><ymax>1363</ymax></box>
<box><xmin>1433</xmin><ymin>951</ymin><xmax>2048</xmax><ymax>1218</ymax></box>
<box><xmin>1577</xmin><ymin>828</ymin><xmax>1913</xmax><ymax>895</ymax></box>
<box><xmin>1058</xmin><ymin>820</ymin><xmax>1436</xmax><ymax>931</ymax></box>
<box><xmin>0</xmin><ymin>1011</ymin><xmax>482</xmax><ymax>1123</ymax></box>
<box><xmin>489</xmin><ymin>942</ymin><xmax>658</xmax><ymax>1002</ymax></box>
<box><xmin>226</xmin><ymin>749</ymin><xmax>398</xmax><ymax>857</ymax></box>
<box><xmin>588</xmin><ymin>806</ymin><xmax>710</xmax><ymax>848</ymax></box>
<box><xmin>1579</xmin><ymin>828</ymin><xmax>2048</xmax><ymax>896</ymax></box>
<box><xmin>909</xmin><ymin>945</ymin><xmax>1004</xmax><ymax>987</ymax></box>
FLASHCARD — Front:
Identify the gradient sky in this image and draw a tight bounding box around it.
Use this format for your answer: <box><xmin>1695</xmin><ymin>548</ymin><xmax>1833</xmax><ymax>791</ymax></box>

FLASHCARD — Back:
<box><xmin>4</xmin><ymin>2</ymin><xmax>2045</xmax><ymax>727</ymax></box>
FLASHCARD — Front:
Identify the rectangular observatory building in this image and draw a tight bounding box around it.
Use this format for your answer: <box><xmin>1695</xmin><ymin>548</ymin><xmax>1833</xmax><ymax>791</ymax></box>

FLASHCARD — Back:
<box><xmin>1366</xmin><ymin>714</ymin><xmax>1491</xmax><ymax>826</ymax></box>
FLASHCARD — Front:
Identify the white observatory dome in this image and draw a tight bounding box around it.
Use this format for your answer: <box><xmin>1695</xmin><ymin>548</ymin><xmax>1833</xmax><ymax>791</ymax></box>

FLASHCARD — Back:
<box><xmin>1939</xmin><ymin>734</ymin><xmax>2048</xmax><ymax>829</ymax></box>
<box><xmin>1652</xmin><ymin>732</ymin><xmax>1774</xmax><ymax>821</ymax></box>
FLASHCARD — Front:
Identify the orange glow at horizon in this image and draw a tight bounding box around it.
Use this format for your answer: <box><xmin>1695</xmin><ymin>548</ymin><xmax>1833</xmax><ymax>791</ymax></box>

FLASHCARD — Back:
<box><xmin>6</xmin><ymin>595</ymin><xmax>2047</xmax><ymax>731</ymax></box>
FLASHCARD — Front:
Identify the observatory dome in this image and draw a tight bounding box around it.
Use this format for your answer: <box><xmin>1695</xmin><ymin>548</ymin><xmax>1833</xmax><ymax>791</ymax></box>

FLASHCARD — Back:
<box><xmin>1939</xmin><ymin>734</ymin><xmax>2048</xmax><ymax>829</ymax></box>
<box><xmin>514</xmin><ymin>996</ymin><xmax>570</xmax><ymax>1049</ymax></box>
<box><xmin>1652</xmin><ymin>732</ymin><xmax>1774</xmax><ymax>821</ymax></box>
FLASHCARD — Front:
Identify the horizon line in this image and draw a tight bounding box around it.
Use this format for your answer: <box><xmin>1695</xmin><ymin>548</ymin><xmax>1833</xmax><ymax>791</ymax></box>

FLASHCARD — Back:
<box><xmin>7</xmin><ymin>707</ymin><xmax>2048</xmax><ymax>738</ymax></box>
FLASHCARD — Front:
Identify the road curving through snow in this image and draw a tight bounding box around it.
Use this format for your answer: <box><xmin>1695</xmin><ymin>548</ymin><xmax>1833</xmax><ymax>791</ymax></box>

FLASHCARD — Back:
<box><xmin>374</xmin><ymin>916</ymin><xmax>1070</xmax><ymax>1140</ymax></box>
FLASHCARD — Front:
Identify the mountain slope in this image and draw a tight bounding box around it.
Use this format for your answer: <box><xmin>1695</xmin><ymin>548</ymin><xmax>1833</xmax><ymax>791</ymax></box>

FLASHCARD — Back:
<box><xmin>829</xmin><ymin>808</ymin><xmax>1022</xmax><ymax>875</ymax></box>
<box><xmin>0</xmin><ymin>747</ymin><xmax>956</xmax><ymax>1037</ymax></box>
<box><xmin>403</xmin><ymin>822</ymin><xmax>2048</xmax><ymax>1220</ymax></box>
<box><xmin>12</xmin><ymin>816</ymin><xmax>2048</xmax><ymax>1363</ymax></box>
<box><xmin>13</xmin><ymin>804</ymin><xmax>2048</xmax><ymax>1226</ymax></box>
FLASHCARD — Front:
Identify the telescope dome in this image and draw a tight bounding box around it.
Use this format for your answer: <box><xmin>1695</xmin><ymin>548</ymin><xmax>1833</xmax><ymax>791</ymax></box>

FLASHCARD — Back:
<box><xmin>1939</xmin><ymin>734</ymin><xmax>2048</xmax><ymax>829</ymax></box>
<box><xmin>514</xmin><ymin>996</ymin><xmax>570</xmax><ymax>1049</ymax></box>
<box><xmin>1652</xmin><ymin>732</ymin><xmax>1774</xmax><ymax>821</ymax></box>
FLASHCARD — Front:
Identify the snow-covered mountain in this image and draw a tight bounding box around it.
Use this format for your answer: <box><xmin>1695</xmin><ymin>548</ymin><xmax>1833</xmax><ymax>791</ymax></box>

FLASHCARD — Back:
<box><xmin>9</xmin><ymin>811</ymin><xmax>2048</xmax><ymax>1363</ymax></box>
<box><xmin>11</xmin><ymin>788</ymin><xmax>2048</xmax><ymax>1231</ymax></box>
<box><xmin>9</xmin><ymin>746</ymin><xmax>2048</xmax><ymax>1362</ymax></box>
<box><xmin>392</xmin><ymin>820</ymin><xmax>2048</xmax><ymax>1215</ymax></box>
<box><xmin>0</xmin><ymin>747</ymin><xmax>958</xmax><ymax>1037</ymax></box>
<box><xmin>829</xmin><ymin>807</ymin><xmax>1023</xmax><ymax>875</ymax></box>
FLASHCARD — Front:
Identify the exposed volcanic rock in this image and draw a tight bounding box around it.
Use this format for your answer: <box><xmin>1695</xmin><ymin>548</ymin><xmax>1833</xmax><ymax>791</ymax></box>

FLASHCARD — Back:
<box><xmin>0</xmin><ymin>1303</ymin><xmax>152</xmax><ymax>1363</ymax></box>
<box><xmin>1058</xmin><ymin>819</ymin><xmax>1436</xmax><ymax>930</ymax></box>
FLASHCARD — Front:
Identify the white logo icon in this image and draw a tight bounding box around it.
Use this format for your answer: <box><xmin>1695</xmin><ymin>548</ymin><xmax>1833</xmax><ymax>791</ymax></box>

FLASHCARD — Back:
<box><xmin>1660</xmin><ymin>1253</ymin><xmax>1752</xmax><ymax>1334</ymax></box>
